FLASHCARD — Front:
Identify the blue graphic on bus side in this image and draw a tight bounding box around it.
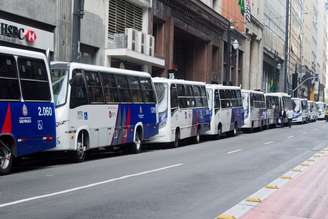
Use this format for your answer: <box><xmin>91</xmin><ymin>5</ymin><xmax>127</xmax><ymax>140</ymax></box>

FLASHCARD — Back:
<box><xmin>0</xmin><ymin>102</ymin><xmax>56</xmax><ymax>157</ymax></box>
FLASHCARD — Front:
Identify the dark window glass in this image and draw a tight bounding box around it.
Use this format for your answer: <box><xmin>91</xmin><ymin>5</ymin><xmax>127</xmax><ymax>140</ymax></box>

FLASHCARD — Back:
<box><xmin>18</xmin><ymin>57</ymin><xmax>51</xmax><ymax>101</ymax></box>
<box><xmin>116</xmin><ymin>75</ymin><xmax>132</xmax><ymax>102</ymax></box>
<box><xmin>70</xmin><ymin>70</ymin><xmax>88</xmax><ymax>108</ymax></box>
<box><xmin>0</xmin><ymin>54</ymin><xmax>20</xmax><ymax>100</ymax></box>
<box><xmin>214</xmin><ymin>90</ymin><xmax>220</xmax><ymax>109</ymax></box>
<box><xmin>0</xmin><ymin>54</ymin><xmax>18</xmax><ymax>78</ymax></box>
<box><xmin>139</xmin><ymin>77</ymin><xmax>156</xmax><ymax>103</ymax></box>
<box><xmin>18</xmin><ymin>57</ymin><xmax>48</xmax><ymax>80</ymax></box>
<box><xmin>128</xmin><ymin>76</ymin><xmax>143</xmax><ymax>103</ymax></box>
<box><xmin>101</xmin><ymin>73</ymin><xmax>119</xmax><ymax>103</ymax></box>
<box><xmin>170</xmin><ymin>84</ymin><xmax>178</xmax><ymax>108</ymax></box>
<box><xmin>185</xmin><ymin>85</ymin><xmax>195</xmax><ymax>107</ymax></box>
<box><xmin>177</xmin><ymin>84</ymin><xmax>187</xmax><ymax>108</ymax></box>
<box><xmin>85</xmin><ymin>71</ymin><xmax>105</xmax><ymax>103</ymax></box>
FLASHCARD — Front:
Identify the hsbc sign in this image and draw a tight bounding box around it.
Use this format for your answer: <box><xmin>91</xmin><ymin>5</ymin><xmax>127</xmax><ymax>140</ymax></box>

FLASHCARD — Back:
<box><xmin>0</xmin><ymin>18</ymin><xmax>54</xmax><ymax>51</ymax></box>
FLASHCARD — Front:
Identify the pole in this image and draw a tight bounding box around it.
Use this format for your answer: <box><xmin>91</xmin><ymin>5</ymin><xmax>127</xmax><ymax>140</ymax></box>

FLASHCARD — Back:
<box><xmin>284</xmin><ymin>0</ymin><xmax>290</xmax><ymax>93</ymax></box>
<box><xmin>72</xmin><ymin>0</ymin><xmax>84</xmax><ymax>62</ymax></box>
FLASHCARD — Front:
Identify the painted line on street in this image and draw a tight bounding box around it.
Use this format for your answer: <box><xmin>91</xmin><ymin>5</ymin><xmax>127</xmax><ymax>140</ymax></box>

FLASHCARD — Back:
<box><xmin>227</xmin><ymin>149</ymin><xmax>242</xmax><ymax>154</ymax></box>
<box><xmin>0</xmin><ymin>163</ymin><xmax>184</xmax><ymax>208</ymax></box>
<box><xmin>288</xmin><ymin>135</ymin><xmax>294</xmax><ymax>139</ymax></box>
<box><xmin>264</xmin><ymin>141</ymin><xmax>274</xmax><ymax>145</ymax></box>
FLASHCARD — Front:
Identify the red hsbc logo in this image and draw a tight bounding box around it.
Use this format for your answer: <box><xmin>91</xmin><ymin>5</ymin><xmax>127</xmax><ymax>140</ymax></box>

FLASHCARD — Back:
<box><xmin>24</xmin><ymin>29</ymin><xmax>37</xmax><ymax>44</ymax></box>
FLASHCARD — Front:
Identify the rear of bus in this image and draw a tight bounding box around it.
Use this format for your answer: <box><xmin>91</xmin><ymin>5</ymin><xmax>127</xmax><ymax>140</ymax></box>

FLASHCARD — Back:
<box><xmin>0</xmin><ymin>46</ymin><xmax>56</xmax><ymax>175</ymax></box>
<box><xmin>292</xmin><ymin>98</ymin><xmax>303</xmax><ymax>123</ymax></box>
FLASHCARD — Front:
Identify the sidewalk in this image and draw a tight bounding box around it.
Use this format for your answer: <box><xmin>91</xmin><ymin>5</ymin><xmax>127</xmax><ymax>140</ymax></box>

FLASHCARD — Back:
<box><xmin>241</xmin><ymin>150</ymin><xmax>328</xmax><ymax>219</ymax></box>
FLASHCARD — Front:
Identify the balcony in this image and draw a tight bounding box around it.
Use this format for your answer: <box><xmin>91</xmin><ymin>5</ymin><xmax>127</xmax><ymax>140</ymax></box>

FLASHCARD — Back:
<box><xmin>107</xmin><ymin>28</ymin><xmax>165</xmax><ymax>67</ymax></box>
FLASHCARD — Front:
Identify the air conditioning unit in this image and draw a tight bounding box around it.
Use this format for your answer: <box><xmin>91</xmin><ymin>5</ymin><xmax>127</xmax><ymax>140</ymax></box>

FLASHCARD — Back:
<box><xmin>137</xmin><ymin>32</ymin><xmax>146</xmax><ymax>54</ymax></box>
<box><xmin>125</xmin><ymin>28</ymin><xmax>138</xmax><ymax>52</ymax></box>
<box><xmin>145</xmin><ymin>34</ymin><xmax>155</xmax><ymax>56</ymax></box>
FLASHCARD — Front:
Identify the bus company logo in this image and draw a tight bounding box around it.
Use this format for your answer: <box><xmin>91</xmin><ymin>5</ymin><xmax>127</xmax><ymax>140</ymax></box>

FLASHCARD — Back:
<box><xmin>0</xmin><ymin>22</ymin><xmax>37</xmax><ymax>44</ymax></box>
<box><xmin>22</xmin><ymin>104</ymin><xmax>28</xmax><ymax>116</ymax></box>
<box><xmin>24</xmin><ymin>29</ymin><xmax>37</xmax><ymax>44</ymax></box>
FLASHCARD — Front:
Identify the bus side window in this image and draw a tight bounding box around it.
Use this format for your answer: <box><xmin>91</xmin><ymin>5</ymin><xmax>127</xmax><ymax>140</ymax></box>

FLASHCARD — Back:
<box><xmin>101</xmin><ymin>73</ymin><xmax>119</xmax><ymax>103</ymax></box>
<box><xmin>18</xmin><ymin>57</ymin><xmax>51</xmax><ymax>101</ymax></box>
<box><xmin>127</xmin><ymin>76</ymin><xmax>143</xmax><ymax>103</ymax></box>
<box><xmin>177</xmin><ymin>84</ymin><xmax>187</xmax><ymax>108</ymax></box>
<box><xmin>0</xmin><ymin>54</ymin><xmax>20</xmax><ymax>100</ymax></box>
<box><xmin>170</xmin><ymin>84</ymin><xmax>178</xmax><ymax>110</ymax></box>
<box><xmin>139</xmin><ymin>78</ymin><xmax>156</xmax><ymax>103</ymax></box>
<box><xmin>85</xmin><ymin>71</ymin><xmax>105</xmax><ymax>104</ymax></box>
<box><xmin>200</xmin><ymin>86</ymin><xmax>208</xmax><ymax>107</ymax></box>
<box><xmin>115</xmin><ymin>75</ymin><xmax>132</xmax><ymax>103</ymax></box>
<box><xmin>70</xmin><ymin>69</ymin><xmax>88</xmax><ymax>109</ymax></box>
<box><xmin>214</xmin><ymin>90</ymin><xmax>221</xmax><ymax>109</ymax></box>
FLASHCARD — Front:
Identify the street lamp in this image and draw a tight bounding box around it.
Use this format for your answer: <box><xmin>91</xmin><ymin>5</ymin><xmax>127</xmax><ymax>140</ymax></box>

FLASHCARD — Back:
<box><xmin>232</xmin><ymin>39</ymin><xmax>239</xmax><ymax>50</ymax></box>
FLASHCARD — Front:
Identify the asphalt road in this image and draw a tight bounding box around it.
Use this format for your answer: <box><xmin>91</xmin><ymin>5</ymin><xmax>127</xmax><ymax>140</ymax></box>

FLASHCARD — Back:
<box><xmin>1</xmin><ymin>121</ymin><xmax>327</xmax><ymax>219</ymax></box>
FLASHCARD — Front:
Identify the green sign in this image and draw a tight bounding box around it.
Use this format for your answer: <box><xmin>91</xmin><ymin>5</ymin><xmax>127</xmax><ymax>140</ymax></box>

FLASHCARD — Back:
<box><xmin>238</xmin><ymin>0</ymin><xmax>245</xmax><ymax>15</ymax></box>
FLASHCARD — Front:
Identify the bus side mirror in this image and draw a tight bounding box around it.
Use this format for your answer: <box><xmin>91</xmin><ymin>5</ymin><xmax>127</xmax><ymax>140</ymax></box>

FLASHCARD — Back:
<box><xmin>69</xmin><ymin>74</ymin><xmax>83</xmax><ymax>86</ymax></box>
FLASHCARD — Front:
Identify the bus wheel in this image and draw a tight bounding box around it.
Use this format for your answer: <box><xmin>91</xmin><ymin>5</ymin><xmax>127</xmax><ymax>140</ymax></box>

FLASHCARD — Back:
<box><xmin>173</xmin><ymin>129</ymin><xmax>180</xmax><ymax>148</ymax></box>
<box><xmin>216</xmin><ymin>125</ymin><xmax>222</xmax><ymax>140</ymax></box>
<box><xmin>0</xmin><ymin>139</ymin><xmax>13</xmax><ymax>175</ymax></box>
<box><xmin>232</xmin><ymin>123</ymin><xmax>238</xmax><ymax>136</ymax></box>
<box><xmin>73</xmin><ymin>132</ymin><xmax>87</xmax><ymax>162</ymax></box>
<box><xmin>194</xmin><ymin>127</ymin><xmax>201</xmax><ymax>144</ymax></box>
<box><xmin>130</xmin><ymin>129</ymin><xmax>142</xmax><ymax>154</ymax></box>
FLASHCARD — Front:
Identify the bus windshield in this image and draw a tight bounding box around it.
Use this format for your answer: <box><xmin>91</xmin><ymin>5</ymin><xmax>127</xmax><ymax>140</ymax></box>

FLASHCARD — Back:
<box><xmin>51</xmin><ymin>68</ymin><xmax>69</xmax><ymax>106</ymax></box>
<box><xmin>155</xmin><ymin>83</ymin><xmax>168</xmax><ymax>113</ymax></box>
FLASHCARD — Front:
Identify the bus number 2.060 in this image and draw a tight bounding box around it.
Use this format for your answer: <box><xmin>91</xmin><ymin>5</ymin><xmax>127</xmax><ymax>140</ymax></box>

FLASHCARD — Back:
<box><xmin>38</xmin><ymin>107</ymin><xmax>53</xmax><ymax>117</ymax></box>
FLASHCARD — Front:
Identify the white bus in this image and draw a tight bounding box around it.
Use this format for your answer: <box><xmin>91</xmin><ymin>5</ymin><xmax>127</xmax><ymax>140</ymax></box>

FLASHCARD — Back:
<box><xmin>308</xmin><ymin>101</ymin><xmax>317</xmax><ymax>121</ymax></box>
<box><xmin>265</xmin><ymin>94</ymin><xmax>280</xmax><ymax>127</ymax></box>
<box><xmin>291</xmin><ymin>98</ymin><xmax>308</xmax><ymax>123</ymax></box>
<box><xmin>151</xmin><ymin>78</ymin><xmax>211</xmax><ymax>147</ymax></box>
<box><xmin>266</xmin><ymin>92</ymin><xmax>292</xmax><ymax>126</ymax></box>
<box><xmin>205</xmin><ymin>84</ymin><xmax>244</xmax><ymax>138</ymax></box>
<box><xmin>50</xmin><ymin>62</ymin><xmax>158</xmax><ymax>162</ymax></box>
<box><xmin>316</xmin><ymin>102</ymin><xmax>325</xmax><ymax>120</ymax></box>
<box><xmin>242</xmin><ymin>90</ymin><xmax>266</xmax><ymax>130</ymax></box>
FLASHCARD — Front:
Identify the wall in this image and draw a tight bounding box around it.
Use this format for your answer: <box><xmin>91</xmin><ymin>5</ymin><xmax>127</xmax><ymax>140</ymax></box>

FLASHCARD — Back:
<box><xmin>221</xmin><ymin>0</ymin><xmax>245</xmax><ymax>32</ymax></box>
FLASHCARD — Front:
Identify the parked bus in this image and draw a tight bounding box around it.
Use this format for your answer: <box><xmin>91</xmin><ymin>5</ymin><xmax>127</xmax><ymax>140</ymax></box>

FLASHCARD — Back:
<box><xmin>308</xmin><ymin>101</ymin><xmax>317</xmax><ymax>121</ymax></box>
<box><xmin>241</xmin><ymin>90</ymin><xmax>266</xmax><ymax>130</ymax></box>
<box><xmin>0</xmin><ymin>46</ymin><xmax>56</xmax><ymax>175</ymax></box>
<box><xmin>265</xmin><ymin>94</ymin><xmax>280</xmax><ymax>127</ymax></box>
<box><xmin>266</xmin><ymin>92</ymin><xmax>292</xmax><ymax>126</ymax></box>
<box><xmin>205</xmin><ymin>84</ymin><xmax>244</xmax><ymax>138</ymax></box>
<box><xmin>316</xmin><ymin>102</ymin><xmax>325</xmax><ymax>120</ymax></box>
<box><xmin>151</xmin><ymin>78</ymin><xmax>211</xmax><ymax>147</ymax></box>
<box><xmin>291</xmin><ymin>98</ymin><xmax>308</xmax><ymax>123</ymax></box>
<box><xmin>50</xmin><ymin>62</ymin><xmax>158</xmax><ymax>162</ymax></box>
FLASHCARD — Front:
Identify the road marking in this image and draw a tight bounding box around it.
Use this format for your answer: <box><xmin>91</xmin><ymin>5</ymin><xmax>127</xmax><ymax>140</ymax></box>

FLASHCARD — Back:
<box><xmin>288</xmin><ymin>136</ymin><xmax>294</xmax><ymax>139</ymax></box>
<box><xmin>264</xmin><ymin>141</ymin><xmax>274</xmax><ymax>145</ymax></box>
<box><xmin>227</xmin><ymin>149</ymin><xmax>242</xmax><ymax>154</ymax></box>
<box><xmin>0</xmin><ymin>163</ymin><xmax>183</xmax><ymax>208</ymax></box>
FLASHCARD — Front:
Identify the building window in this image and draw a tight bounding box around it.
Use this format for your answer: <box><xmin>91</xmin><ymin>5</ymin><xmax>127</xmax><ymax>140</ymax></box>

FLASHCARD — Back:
<box><xmin>108</xmin><ymin>0</ymin><xmax>143</xmax><ymax>38</ymax></box>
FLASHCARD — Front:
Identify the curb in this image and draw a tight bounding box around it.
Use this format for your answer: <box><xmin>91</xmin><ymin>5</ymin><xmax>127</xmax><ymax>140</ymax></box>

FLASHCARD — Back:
<box><xmin>215</xmin><ymin>146</ymin><xmax>328</xmax><ymax>219</ymax></box>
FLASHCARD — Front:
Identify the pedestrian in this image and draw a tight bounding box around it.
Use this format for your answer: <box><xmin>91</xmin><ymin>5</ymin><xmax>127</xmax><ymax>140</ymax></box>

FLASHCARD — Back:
<box><xmin>287</xmin><ymin>108</ymin><xmax>294</xmax><ymax>128</ymax></box>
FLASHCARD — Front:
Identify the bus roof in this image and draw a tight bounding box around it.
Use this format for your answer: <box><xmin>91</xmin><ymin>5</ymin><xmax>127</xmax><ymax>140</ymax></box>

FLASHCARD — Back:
<box><xmin>265</xmin><ymin>92</ymin><xmax>290</xmax><ymax>97</ymax></box>
<box><xmin>292</xmin><ymin>97</ymin><xmax>307</xmax><ymax>101</ymax></box>
<box><xmin>51</xmin><ymin>62</ymin><xmax>151</xmax><ymax>78</ymax></box>
<box><xmin>206</xmin><ymin>84</ymin><xmax>241</xmax><ymax>90</ymax></box>
<box><xmin>152</xmin><ymin>77</ymin><xmax>206</xmax><ymax>86</ymax></box>
<box><xmin>241</xmin><ymin>89</ymin><xmax>264</xmax><ymax>95</ymax></box>
<box><xmin>0</xmin><ymin>46</ymin><xmax>47</xmax><ymax>60</ymax></box>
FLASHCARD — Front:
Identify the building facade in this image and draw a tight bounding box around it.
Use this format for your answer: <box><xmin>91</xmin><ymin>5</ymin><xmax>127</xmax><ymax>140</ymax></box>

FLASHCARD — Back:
<box><xmin>262</xmin><ymin>0</ymin><xmax>286</xmax><ymax>93</ymax></box>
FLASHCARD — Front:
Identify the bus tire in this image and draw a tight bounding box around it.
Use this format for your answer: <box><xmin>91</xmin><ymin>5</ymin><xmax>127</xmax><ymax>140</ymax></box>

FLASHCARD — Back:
<box><xmin>173</xmin><ymin>129</ymin><xmax>180</xmax><ymax>148</ymax></box>
<box><xmin>194</xmin><ymin>126</ymin><xmax>201</xmax><ymax>144</ymax></box>
<box><xmin>0</xmin><ymin>137</ymin><xmax>14</xmax><ymax>175</ymax></box>
<box><xmin>72</xmin><ymin>131</ymin><xmax>88</xmax><ymax>163</ymax></box>
<box><xmin>130</xmin><ymin>127</ymin><xmax>143</xmax><ymax>154</ymax></box>
<box><xmin>232</xmin><ymin>122</ymin><xmax>238</xmax><ymax>136</ymax></box>
<box><xmin>216</xmin><ymin>124</ymin><xmax>222</xmax><ymax>140</ymax></box>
